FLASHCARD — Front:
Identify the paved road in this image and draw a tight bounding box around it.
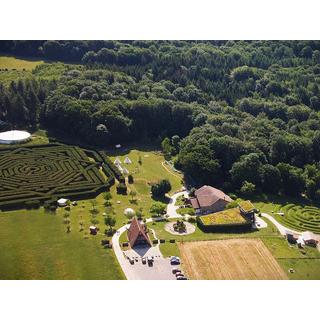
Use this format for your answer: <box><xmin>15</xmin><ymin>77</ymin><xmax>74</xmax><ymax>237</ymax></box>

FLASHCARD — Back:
<box><xmin>166</xmin><ymin>191</ymin><xmax>189</xmax><ymax>219</ymax></box>
<box><xmin>261</xmin><ymin>213</ymin><xmax>302</xmax><ymax>236</ymax></box>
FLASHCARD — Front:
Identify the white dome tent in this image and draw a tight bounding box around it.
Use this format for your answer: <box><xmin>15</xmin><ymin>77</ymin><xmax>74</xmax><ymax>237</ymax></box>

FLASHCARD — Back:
<box><xmin>0</xmin><ymin>130</ymin><xmax>31</xmax><ymax>144</ymax></box>
<box><xmin>124</xmin><ymin>156</ymin><xmax>132</xmax><ymax>164</ymax></box>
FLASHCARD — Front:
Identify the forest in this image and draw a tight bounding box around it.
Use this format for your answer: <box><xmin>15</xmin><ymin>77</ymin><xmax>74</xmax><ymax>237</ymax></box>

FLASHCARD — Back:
<box><xmin>1</xmin><ymin>40</ymin><xmax>320</xmax><ymax>201</ymax></box>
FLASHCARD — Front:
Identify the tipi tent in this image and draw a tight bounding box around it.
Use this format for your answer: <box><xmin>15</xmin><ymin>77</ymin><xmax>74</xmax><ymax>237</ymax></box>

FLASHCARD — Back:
<box><xmin>122</xmin><ymin>167</ymin><xmax>129</xmax><ymax>175</ymax></box>
<box><xmin>114</xmin><ymin>157</ymin><xmax>121</xmax><ymax>165</ymax></box>
<box><xmin>124</xmin><ymin>156</ymin><xmax>132</xmax><ymax>164</ymax></box>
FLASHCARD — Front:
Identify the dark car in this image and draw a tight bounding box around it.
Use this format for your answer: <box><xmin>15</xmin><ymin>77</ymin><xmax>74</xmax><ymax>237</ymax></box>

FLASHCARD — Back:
<box><xmin>172</xmin><ymin>268</ymin><xmax>181</xmax><ymax>274</ymax></box>
<box><xmin>142</xmin><ymin>257</ymin><xmax>146</xmax><ymax>264</ymax></box>
<box><xmin>176</xmin><ymin>276</ymin><xmax>188</xmax><ymax>280</ymax></box>
<box><xmin>170</xmin><ymin>259</ymin><xmax>180</xmax><ymax>265</ymax></box>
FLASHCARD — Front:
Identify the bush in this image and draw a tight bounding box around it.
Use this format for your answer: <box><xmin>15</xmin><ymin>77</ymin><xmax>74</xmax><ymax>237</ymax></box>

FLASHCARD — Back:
<box><xmin>188</xmin><ymin>217</ymin><xmax>196</xmax><ymax>223</ymax></box>
<box><xmin>117</xmin><ymin>182</ymin><xmax>127</xmax><ymax>194</ymax></box>
<box><xmin>128</xmin><ymin>175</ymin><xmax>134</xmax><ymax>184</ymax></box>
<box><xmin>169</xmin><ymin>239</ymin><xmax>176</xmax><ymax>243</ymax></box>
<box><xmin>160</xmin><ymin>239</ymin><xmax>165</xmax><ymax>243</ymax></box>
<box><xmin>153</xmin><ymin>239</ymin><xmax>159</xmax><ymax>244</ymax></box>
<box><xmin>151</xmin><ymin>179</ymin><xmax>172</xmax><ymax>198</ymax></box>
<box><xmin>25</xmin><ymin>200</ymin><xmax>41</xmax><ymax>209</ymax></box>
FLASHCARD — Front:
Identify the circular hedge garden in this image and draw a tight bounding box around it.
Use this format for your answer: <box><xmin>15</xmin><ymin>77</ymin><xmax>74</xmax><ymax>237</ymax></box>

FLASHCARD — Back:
<box><xmin>275</xmin><ymin>203</ymin><xmax>320</xmax><ymax>234</ymax></box>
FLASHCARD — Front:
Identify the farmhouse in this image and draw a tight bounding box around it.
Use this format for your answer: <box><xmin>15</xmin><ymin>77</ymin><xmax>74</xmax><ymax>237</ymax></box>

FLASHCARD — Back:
<box><xmin>189</xmin><ymin>185</ymin><xmax>232</xmax><ymax>215</ymax></box>
<box><xmin>127</xmin><ymin>217</ymin><xmax>152</xmax><ymax>248</ymax></box>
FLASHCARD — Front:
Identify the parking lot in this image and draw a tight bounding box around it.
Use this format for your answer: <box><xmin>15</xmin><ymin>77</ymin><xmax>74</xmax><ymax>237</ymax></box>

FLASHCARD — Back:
<box><xmin>123</xmin><ymin>248</ymin><xmax>177</xmax><ymax>280</ymax></box>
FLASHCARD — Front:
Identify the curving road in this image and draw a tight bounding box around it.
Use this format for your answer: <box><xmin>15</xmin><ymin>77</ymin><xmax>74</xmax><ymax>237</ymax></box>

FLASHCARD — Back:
<box><xmin>166</xmin><ymin>191</ymin><xmax>188</xmax><ymax>219</ymax></box>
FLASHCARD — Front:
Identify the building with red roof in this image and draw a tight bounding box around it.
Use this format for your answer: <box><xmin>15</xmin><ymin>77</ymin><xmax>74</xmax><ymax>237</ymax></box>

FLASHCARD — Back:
<box><xmin>190</xmin><ymin>185</ymin><xmax>232</xmax><ymax>215</ymax></box>
<box><xmin>127</xmin><ymin>217</ymin><xmax>152</xmax><ymax>248</ymax></box>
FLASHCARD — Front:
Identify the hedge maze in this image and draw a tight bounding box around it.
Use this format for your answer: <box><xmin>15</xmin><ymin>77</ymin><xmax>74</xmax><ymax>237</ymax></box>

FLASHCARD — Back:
<box><xmin>275</xmin><ymin>204</ymin><xmax>320</xmax><ymax>234</ymax></box>
<box><xmin>0</xmin><ymin>144</ymin><xmax>115</xmax><ymax>209</ymax></box>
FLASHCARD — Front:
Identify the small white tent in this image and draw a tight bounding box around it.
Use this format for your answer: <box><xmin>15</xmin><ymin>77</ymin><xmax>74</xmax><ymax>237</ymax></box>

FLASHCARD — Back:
<box><xmin>114</xmin><ymin>157</ymin><xmax>121</xmax><ymax>165</ymax></box>
<box><xmin>122</xmin><ymin>167</ymin><xmax>129</xmax><ymax>175</ymax></box>
<box><xmin>124</xmin><ymin>156</ymin><xmax>132</xmax><ymax>164</ymax></box>
<box><xmin>57</xmin><ymin>198</ymin><xmax>68</xmax><ymax>207</ymax></box>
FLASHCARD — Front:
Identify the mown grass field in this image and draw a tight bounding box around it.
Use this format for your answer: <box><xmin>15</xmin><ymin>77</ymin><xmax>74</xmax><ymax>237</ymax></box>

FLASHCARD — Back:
<box><xmin>0</xmin><ymin>56</ymin><xmax>44</xmax><ymax>70</ymax></box>
<box><xmin>0</xmin><ymin>209</ymin><xmax>124</xmax><ymax>279</ymax></box>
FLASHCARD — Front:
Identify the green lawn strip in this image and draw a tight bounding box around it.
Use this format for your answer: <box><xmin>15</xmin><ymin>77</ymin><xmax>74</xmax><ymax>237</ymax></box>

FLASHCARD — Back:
<box><xmin>0</xmin><ymin>210</ymin><xmax>124</xmax><ymax>279</ymax></box>
<box><xmin>159</xmin><ymin>242</ymin><xmax>180</xmax><ymax>258</ymax></box>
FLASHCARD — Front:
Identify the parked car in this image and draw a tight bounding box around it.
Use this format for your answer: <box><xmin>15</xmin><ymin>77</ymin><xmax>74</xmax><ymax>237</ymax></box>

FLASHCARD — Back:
<box><xmin>147</xmin><ymin>256</ymin><xmax>154</xmax><ymax>266</ymax></box>
<box><xmin>170</xmin><ymin>258</ymin><xmax>180</xmax><ymax>265</ymax></box>
<box><xmin>142</xmin><ymin>257</ymin><xmax>146</xmax><ymax>264</ymax></box>
<box><xmin>172</xmin><ymin>268</ymin><xmax>181</xmax><ymax>274</ymax></box>
<box><xmin>175</xmin><ymin>272</ymin><xmax>184</xmax><ymax>277</ymax></box>
<box><xmin>129</xmin><ymin>257</ymin><xmax>134</xmax><ymax>265</ymax></box>
<box><xmin>135</xmin><ymin>257</ymin><xmax>139</xmax><ymax>262</ymax></box>
<box><xmin>170</xmin><ymin>256</ymin><xmax>180</xmax><ymax>261</ymax></box>
<box><xmin>176</xmin><ymin>276</ymin><xmax>188</xmax><ymax>280</ymax></box>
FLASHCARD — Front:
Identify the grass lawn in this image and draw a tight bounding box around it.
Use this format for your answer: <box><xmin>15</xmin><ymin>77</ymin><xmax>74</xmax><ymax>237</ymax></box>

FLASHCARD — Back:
<box><xmin>159</xmin><ymin>242</ymin><xmax>180</xmax><ymax>257</ymax></box>
<box><xmin>262</xmin><ymin>237</ymin><xmax>320</xmax><ymax>279</ymax></box>
<box><xmin>0</xmin><ymin>209</ymin><xmax>124</xmax><ymax>279</ymax></box>
<box><xmin>0</xmin><ymin>56</ymin><xmax>44</xmax><ymax>70</ymax></box>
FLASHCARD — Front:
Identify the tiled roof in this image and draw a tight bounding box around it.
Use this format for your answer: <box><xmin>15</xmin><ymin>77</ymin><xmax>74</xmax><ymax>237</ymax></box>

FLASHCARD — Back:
<box><xmin>191</xmin><ymin>185</ymin><xmax>232</xmax><ymax>208</ymax></box>
<box><xmin>127</xmin><ymin>217</ymin><xmax>151</xmax><ymax>247</ymax></box>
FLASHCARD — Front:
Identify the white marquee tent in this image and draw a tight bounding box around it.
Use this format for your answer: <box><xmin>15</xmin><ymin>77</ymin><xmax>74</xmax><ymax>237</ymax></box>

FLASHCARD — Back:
<box><xmin>0</xmin><ymin>130</ymin><xmax>31</xmax><ymax>144</ymax></box>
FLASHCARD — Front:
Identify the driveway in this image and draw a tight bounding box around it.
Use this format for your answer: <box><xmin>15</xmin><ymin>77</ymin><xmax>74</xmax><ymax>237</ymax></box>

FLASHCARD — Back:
<box><xmin>166</xmin><ymin>191</ymin><xmax>189</xmax><ymax>219</ymax></box>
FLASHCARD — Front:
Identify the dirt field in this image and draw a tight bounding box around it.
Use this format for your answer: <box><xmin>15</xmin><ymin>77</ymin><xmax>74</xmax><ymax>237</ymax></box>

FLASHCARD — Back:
<box><xmin>178</xmin><ymin>239</ymin><xmax>288</xmax><ymax>280</ymax></box>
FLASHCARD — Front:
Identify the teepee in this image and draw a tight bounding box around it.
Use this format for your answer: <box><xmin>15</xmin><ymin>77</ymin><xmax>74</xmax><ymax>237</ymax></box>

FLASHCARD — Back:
<box><xmin>114</xmin><ymin>157</ymin><xmax>121</xmax><ymax>165</ymax></box>
<box><xmin>124</xmin><ymin>156</ymin><xmax>132</xmax><ymax>164</ymax></box>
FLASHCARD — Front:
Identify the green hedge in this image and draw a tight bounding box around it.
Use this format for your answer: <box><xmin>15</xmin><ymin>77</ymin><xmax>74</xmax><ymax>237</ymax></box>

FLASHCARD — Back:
<box><xmin>0</xmin><ymin>144</ymin><xmax>117</xmax><ymax>210</ymax></box>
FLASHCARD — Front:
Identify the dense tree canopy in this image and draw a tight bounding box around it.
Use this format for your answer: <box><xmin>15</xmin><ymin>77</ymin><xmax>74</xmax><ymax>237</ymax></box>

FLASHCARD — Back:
<box><xmin>1</xmin><ymin>40</ymin><xmax>320</xmax><ymax>201</ymax></box>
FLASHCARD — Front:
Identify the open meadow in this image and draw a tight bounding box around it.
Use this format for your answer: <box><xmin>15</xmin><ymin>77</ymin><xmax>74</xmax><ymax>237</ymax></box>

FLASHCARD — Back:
<box><xmin>0</xmin><ymin>209</ymin><xmax>124</xmax><ymax>279</ymax></box>
<box><xmin>0</xmin><ymin>56</ymin><xmax>44</xmax><ymax>70</ymax></box>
